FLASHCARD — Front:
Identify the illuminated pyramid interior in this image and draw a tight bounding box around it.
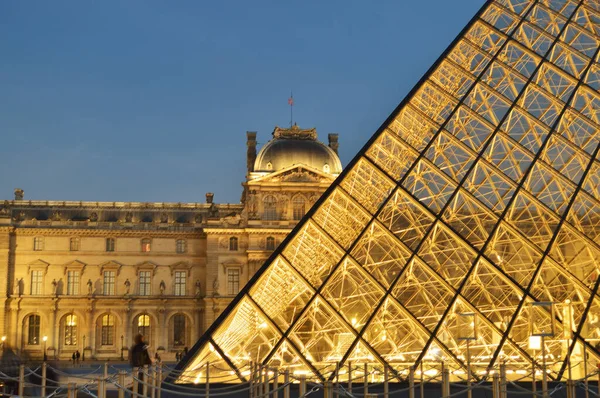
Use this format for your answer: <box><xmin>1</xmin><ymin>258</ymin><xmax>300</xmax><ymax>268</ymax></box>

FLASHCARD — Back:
<box><xmin>179</xmin><ymin>0</ymin><xmax>600</xmax><ymax>383</ymax></box>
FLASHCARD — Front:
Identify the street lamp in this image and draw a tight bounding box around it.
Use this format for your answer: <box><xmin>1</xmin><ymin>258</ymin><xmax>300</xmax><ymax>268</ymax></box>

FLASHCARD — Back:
<box><xmin>82</xmin><ymin>335</ymin><xmax>86</xmax><ymax>361</ymax></box>
<box><xmin>1</xmin><ymin>336</ymin><xmax>6</xmax><ymax>355</ymax></box>
<box><xmin>121</xmin><ymin>335</ymin><xmax>124</xmax><ymax>360</ymax></box>
<box><xmin>42</xmin><ymin>335</ymin><xmax>48</xmax><ymax>362</ymax></box>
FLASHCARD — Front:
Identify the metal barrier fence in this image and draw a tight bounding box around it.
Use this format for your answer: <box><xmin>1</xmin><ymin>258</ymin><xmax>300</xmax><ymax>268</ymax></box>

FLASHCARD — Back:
<box><xmin>1</xmin><ymin>361</ymin><xmax>600</xmax><ymax>398</ymax></box>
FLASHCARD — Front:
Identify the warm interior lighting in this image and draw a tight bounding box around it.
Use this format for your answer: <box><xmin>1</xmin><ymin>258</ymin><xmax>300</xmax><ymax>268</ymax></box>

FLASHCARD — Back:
<box><xmin>529</xmin><ymin>336</ymin><xmax>542</xmax><ymax>350</ymax></box>
<box><xmin>42</xmin><ymin>336</ymin><xmax>48</xmax><ymax>342</ymax></box>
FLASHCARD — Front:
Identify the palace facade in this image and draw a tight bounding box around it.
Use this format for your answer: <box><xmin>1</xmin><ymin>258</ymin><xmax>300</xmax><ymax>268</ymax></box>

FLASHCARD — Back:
<box><xmin>0</xmin><ymin>125</ymin><xmax>342</xmax><ymax>361</ymax></box>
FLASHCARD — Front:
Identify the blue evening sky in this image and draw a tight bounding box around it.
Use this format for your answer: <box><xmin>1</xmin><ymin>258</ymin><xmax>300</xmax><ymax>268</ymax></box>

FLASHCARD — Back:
<box><xmin>0</xmin><ymin>0</ymin><xmax>483</xmax><ymax>204</ymax></box>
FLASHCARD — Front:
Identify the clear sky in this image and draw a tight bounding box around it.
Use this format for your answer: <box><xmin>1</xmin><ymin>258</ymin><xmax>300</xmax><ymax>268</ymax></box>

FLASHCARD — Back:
<box><xmin>0</xmin><ymin>0</ymin><xmax>483</xmax><ymax>204</ymax></box>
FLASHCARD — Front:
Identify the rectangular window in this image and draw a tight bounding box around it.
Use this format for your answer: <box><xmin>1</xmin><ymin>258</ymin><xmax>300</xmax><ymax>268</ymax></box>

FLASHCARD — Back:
<box><xmin>176</xmin><ymin>239</ymin><xmax>187</xmax><ymax>253</ymax></box>
<box><xmin>227</xmin><ymin>269</ymin><xmax>240</xmax><ymax>296</ymax></box>
<box><xmin>106</xmin><ymin>238</ymin><xmax>115</xmax><ymax>252</ymax></box>
<box><xmin>174</xmin><ymin>271</ymin><xmax>186</xmax><ymax>296</ymax></box>
<box><xmin>141</xmin><ymin>239</ymin><xmax>151</xmax><ymax>252</ymax></box>
<box><xmin>103</xmin><ymin>271</ymin><xmax>115</xmax><ymax>295</ymax></box>
<box><xmin>33</xmin><ymin>237</ymin><xmax>44</xmax><ymax>251</ymax></box>
<box><xmin>28</xmin><ymin>315</ymin><xmax>40</xmax><ymax>345</ymax></box>
<box><xmin>31</xmin><ymin>271</ymin><xmax>43</xmax><ymax>295</ymax></box>
<box><xmin>70</xmin><ymin>237</ymin><xmax>80</xmax><ymax>251</ymax></box>
<box><xmin>139</xmin><ymin>271</ymin><xmax>151</xmax><ymax>296</ymax></box>
<box><xmin>101</xmin><ymin>315</ymin><xmax>114</xmax><ymax>345</ymax></box>
<box><xmin>67</xmin><ymin>271</ymin><xmax>80</xmax><ymax>295</ymax></box>
<box><xmin>173</xmin><ymin>314</ymin><xmax>186</xmax><ymax>346</ymax></box>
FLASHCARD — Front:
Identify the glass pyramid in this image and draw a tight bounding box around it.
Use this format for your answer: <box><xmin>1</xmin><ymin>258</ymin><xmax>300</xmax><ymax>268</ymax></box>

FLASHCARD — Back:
<box><xmin>179</xmin><ymin>0</ymin><xmax>600</xmax><ymax>383</ymax></box>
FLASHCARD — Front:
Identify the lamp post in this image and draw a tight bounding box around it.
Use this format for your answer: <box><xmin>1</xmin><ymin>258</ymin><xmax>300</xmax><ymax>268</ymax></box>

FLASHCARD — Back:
<box><xmin>1</xmin><ymin>336</ymin><xmax>6</xmax><ymax>356</ymax></box>
<box><xmin>458</xmin><ymin>313</ymin><xmax>477</xmax><ymax>398</ymax></box>
<box><xmin>42</xmin><ymin>335</ymin><xmax>48</xmax><ymax>361</ymax></box>
<box><xmin>121</xmin><ymin>335</ymin><xmax>124</xmax><ymax>360</ymax></box>
<box><xmin>82</xmin><ymin>335</ymin><xmax>86</xmax><ymax>361</ymax></box>
<box><xmin>530</xmin><ymin>302</ymin><xmax>555</xmax><ymax>398</ymax></box>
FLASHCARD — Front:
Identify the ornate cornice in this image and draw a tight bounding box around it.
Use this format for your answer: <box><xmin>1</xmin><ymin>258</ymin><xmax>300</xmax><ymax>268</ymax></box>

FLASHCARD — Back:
<box><xmin>14</xmin><ymin>228</ymin><xmax>204</xmax><ymax>238</ymax></box>
<box><xmin>206</xmin><ymin>228</ymin><xmax>291</xmax><ymax>234</ymax></box>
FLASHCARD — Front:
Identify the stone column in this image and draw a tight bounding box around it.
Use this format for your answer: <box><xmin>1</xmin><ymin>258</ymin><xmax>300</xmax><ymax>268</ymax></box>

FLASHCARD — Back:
<box><xmin>11</xmin><ymin>306</ymin><xmax>20</xmax><ymax>349</ymax></box>
<box><xmin>195</xmin><ymin>308</ymin><xmax>203</xmax><ymax>341</ymax></box>
<box><xmin>159</xmin><ymin>308</ymin><xmax>167</xmax><ymax>349</ymax></box>
<box><xmin>124</xmin><ymin>303</ymin><xmax>132</xmax><ymax>350</ymax></box>
<box><xmin>86</xmin><ymin>306</ymin><xmax>94</xmax><ymax>357</ymax></box>
<box><xmin>49</xmin><ymin>303</ymin><xmax>57</xmax><ymax>355</ymax></box>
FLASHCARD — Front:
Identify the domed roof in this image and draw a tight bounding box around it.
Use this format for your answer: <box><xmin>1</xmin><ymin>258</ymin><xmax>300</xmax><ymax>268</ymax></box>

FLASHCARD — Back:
<box><xmin>254</xmin><ymin>125</ymin><xmax>342</xmax><ymax>174</ymax></box>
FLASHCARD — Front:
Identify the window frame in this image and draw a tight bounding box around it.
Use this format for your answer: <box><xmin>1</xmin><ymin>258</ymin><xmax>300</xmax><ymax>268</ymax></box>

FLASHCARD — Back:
<box><xmin>69</xmin><ymin>237</ymin><xmax>80</xmax><ymax>251</ymax></box>
<box><xmin>101</xmin><ymin>314</ymin><xmax>115</xmax><ymax>346</ymax></box>
<box><xmin>66</xmin><ymin>270</ymin><xmax>80</xmax><ymax>296</ymax></box>
<box><xmin>263</xmin><ymin>195</ymin><xmax>278</xmax><ymax>220</ymax></box>
<box><xmin>106</xmin><ymin>238</ymin><xmax>115</xmax><ymax>252</ymax></box>
<box><xmin>64</xmin><ymin>314</ymin><xmax>78</xmax><ymax>346</ymax></box>
<box><xmin>30</xmin><ymin>270</ymin><xmax>43</xmax><ymax>295</ymax></box>
<box><xmin>176</xmin><ymin>239</ymin><xmax>187</xmax><ymax>254</ymax></box>
<box><xmin>266</xmin><ymin>236</ymin><xmax>276</xmax><ymax>251</ymax></box>
<box><xmin>141</xmin><ymin>238</ymin><xmax>152</xmax><ymax>253</ymax></box>
<box><xmin>33</xmin><ymin>236</ymin><xmax>44</xmax><ymax>251</ymax></box>
<box><xmin>227</xmin><ymin>268</ymin><xmax>240</xmax><ymax>296</ymax></box>
<box><xmin>173</xmin><ymin>314</ymin><xmax>186</xmax><ymax>347</ymax></box>
<box><xmin>174</xmin><ymin>271</ymin><xmax>186</xmax><ymax>296</ymax></box>
<box><xmin>103</xmin><ymin>270</ymin><xmax>116</xmax><ymax>296</ymax></box>
<box><xmin>292</xmin><ymin>195</ymin><xmax>306</xmax><ymax>221</ymax></box>
<box><xmin>139</xmin><ymin>270</ymin><xmax>152</xmax><ymax>296</ymax></box>
<box><xmin>27</xmin><ymin>314</ymin><xmax>41</xmax><ymax>345</ymax></box>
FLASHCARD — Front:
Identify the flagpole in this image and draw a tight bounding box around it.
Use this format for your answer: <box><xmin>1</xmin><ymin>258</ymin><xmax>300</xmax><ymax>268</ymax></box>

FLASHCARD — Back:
<box><xmin>289</xmin><ymin>91</ymin><xmax>293</xmax><ymax>127</ymax></box>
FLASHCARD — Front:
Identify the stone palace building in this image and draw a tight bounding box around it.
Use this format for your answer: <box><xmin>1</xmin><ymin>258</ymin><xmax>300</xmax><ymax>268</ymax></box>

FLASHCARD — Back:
<box><xmin>0</xmin><ymin>124</ymin><xmax>342</xmax><ymax>361</ymax></box>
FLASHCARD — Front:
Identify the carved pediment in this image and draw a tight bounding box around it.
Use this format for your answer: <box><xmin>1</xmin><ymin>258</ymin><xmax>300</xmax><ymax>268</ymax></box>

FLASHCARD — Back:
<box><xmin>135</xmin><ymin>261</ymin><xmax>159</xmax><ymax>276</ymax></box>
<box><xmin>169</xmin><ymin>261</ymin><xmax>192</xmax><ymax>276</ymax></box>
<box><xmin>63</xmin><ymin>260</ymin><xmax>87</xmax><ymax>275</ymax></box>
<box><xmin>220</xmin><ymin>260</ymin><xmax>244</xmax><ymax>275</ymax></box>
<box><xmin>249</xmin><ymin>164</ymin><xmax>335</xmax><ymax>184</ymax></box>
<box><xmin>27</xmin><ymin>259</ymin><xmax>50</xmax><ymax>275</ymax></box>
<box><xmin>99</xmin><ymin>260</ymin><xmax>123</xmax><ymax>276</ymax></box>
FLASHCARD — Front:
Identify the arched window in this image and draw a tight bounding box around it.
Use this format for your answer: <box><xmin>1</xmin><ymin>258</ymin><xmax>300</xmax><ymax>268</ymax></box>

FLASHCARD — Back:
<box><xmin>64</xmin><ymin>314</ymin><xmax>78</xmax><ymax>346</ymax></box>
<box><xmin>101</xmin><ymin>314</ymin><xmax>115</xmax><ymax>346</ymax></box>
<box><xmin>106</xmin><ymin>238</ymin><xmax>115</xmax><ymax>252</ymax></box>
<box><xmin>27</xmin><ymin>314</ymin><xmax>41</xmax><ymax>345</ymax></box>
<box><xmin>173</xmin><ymin>314</ymin><xmax>186</xmax><ymax>347</ymax></box>
<box><xmin>141</xmin><ymin>238</ymin><xmax>151</xmax><ymax>253</ymax></box>
<box><xmin>266</xmin><ymin>236</ymin><xmax>275</xmax><ymax>251</ymax></box>
<box><xmin>263</xmin><ymin>195</ymin><xmax>277</xmax><ymax>220</ymax></box>
<box><xmin>70</xmin><ymin>237</ymin><xmax>80</xmax><ymax>251</ymax></box>
<box><xmin>229</xmin><ymin>237</ymin><xmax>238</xmax><ymax>251</ymax></box>
<box><xmin>292</xmin><ymin>196</ymin><xmax>306</xmax><ymax>220</ymax></box>
<box><xmin>137</xmin><ymin>314</ymin><xmax>151</xmax><ymax>339</ymax></box>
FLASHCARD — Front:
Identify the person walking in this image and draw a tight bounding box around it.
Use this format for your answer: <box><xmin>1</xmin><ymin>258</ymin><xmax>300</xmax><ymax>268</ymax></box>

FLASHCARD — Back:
<box><xmin>130</xmin><ymin>334</ymin><xmax>152</xmax><ymax>397</ymax></box>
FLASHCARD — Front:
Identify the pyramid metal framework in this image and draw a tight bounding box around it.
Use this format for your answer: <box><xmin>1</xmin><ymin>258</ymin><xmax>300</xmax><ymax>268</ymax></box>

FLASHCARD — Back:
<box><xmin>178</xmin><ymin>0</ymin><xmax>600</xmax><ymax>383</ymax></box>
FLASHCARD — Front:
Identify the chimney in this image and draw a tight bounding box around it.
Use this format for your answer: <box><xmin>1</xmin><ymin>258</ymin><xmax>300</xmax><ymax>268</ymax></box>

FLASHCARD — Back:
<box><xmin>246</xmin><ymin>131</ymin><xmax>257</xmax><ymax>172</ymax></box>
<box><xmin>206</xmin><ymin>192</ymin><xmax>214</xmax><ymax>204</ymax></box>
<box><xmin>328</xmin><ymin>133</ymin><xmax>339</xmax><ymax>154</ymax></box>
<box><xmin>14</xmin><ymin>188</ymin><xmax>24</xmax><ymax>201</ymax></box>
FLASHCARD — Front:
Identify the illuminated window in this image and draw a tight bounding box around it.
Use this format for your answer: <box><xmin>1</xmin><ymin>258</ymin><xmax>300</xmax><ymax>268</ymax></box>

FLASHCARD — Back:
<box><xmin>266</xmin><ymin>236</ymin><xmax>275</xmax><ymax>251</ymax></box>
<box><xmin>106</xmin><ymin>238</ymin><xmax>115</xmax><ymax>252</ymax></box>
<box><xmin>28</xmin><ymin>314</ymin><xmax>40</xmax><ymax>345</ymax></box>
<box><xmin>263</xmin><ymin>195</ymin><xmax>277</xmax><ymax>220</ymax></box>
<box><xmin>101</xmin><ymin>314</ymin><xmax>115</xmax><ymax>346</ymax></box>
<box><xmin>227</xmin><ymin>268</ymin><xmax>240</xmax><ymax>295</ymax></box>
<box><xmin>34</xmin><ymin>237</ymin><xmax>44</xmax><ymax>251</ymax></box>
<box><xmin>30</xmin><ymin>271</ymin><xmax>43</xmax><ymax>295</ymax></box>
<box><xmin>64</xmin><ymin>314</ymin><xmax>77</xmax><ymax>346</ymax></box>
<box><xmin>323</xmin><ymin>163</ymin><xmax>330</xmax><ymax>173</ymax></box>
<box><xmin>176</xmin><ymin>239</ymin><xmax>187</xmax><ymax>253</ymax></box>
<box><xmin>229</xmin><ymin>237</ymin><xmax>238</xmax><ymax>251</ymax></box>
<box><xmin>103</xmin><ymin>271</ymin><xmax>115</xmax><ymax>296</ymax></box>
<box><xmin>70</xmin><ymin>237</ymin><xmax>80</xmax><ymax>251</ymax></box>
<box><xmin>292</xmin><ymin>196</ymin><xmax>306</xmax><ymax>220</ymax></box>
<box><xmin>174</xmin><ymin>271</ymin><xmax>186</xmax><ymax>296</ymax></box>
<box><xmin>141</xmin><ymin>238</ymin><xmax>151</xmax><ymax>253</ymax></box>
<box><xmin>67</xmin><ymin>271</ymin><xmax>80</xmax><ymax>295</ymax></box>
<box><xmin>139</xmin><ymin>271</ymin><xmax>151</xmax><ymax>295</ymax></box>
<box><xmin>173</xmin><ymin>314</ymin><xmax>186</xmax><ymax>347</ymax></box>
<box><xmin>137</xmin><ymin>314</ymin><xmax>150</xmax><ymax>338</ymax></box>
